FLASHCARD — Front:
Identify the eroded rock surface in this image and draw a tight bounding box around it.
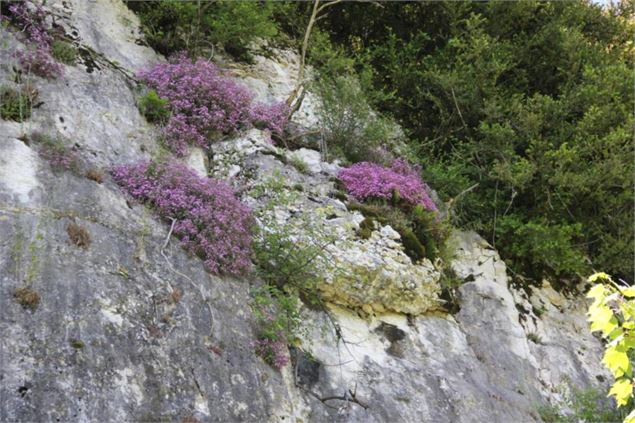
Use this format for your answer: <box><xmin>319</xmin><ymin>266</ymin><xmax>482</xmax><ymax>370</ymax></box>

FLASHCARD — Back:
<box><xmin>0</xmin><ymin>1</ymin><xmax>609</xmax><ymax>422</ymax></box>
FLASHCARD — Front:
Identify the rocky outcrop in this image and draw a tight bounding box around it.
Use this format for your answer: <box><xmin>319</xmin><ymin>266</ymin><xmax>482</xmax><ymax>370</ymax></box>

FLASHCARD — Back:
<box><xmin>0</xmin><ymin>1</ymin><xmax>609</xmax><ymax>422</ymax></box>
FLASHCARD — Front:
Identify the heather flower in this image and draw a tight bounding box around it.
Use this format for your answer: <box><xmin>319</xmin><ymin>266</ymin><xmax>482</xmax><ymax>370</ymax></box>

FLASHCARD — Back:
<box><xmin>17</xmin><ymin>49</ymin><xmax>64</xmax><ymax>79</ymax></box>
<box><xmin>6</xmin><ymin>1</ymin><xmax>53</xmax><ymax>47</ymax></box>
<box><xmin>3</xmin><ymin>1</ymin><xmax>63</xmax><ymax>79</ymax></box>
<box><xmin>252</xmin><ymin>336</ymin><xmax>289</xmax><ymax>370</ymax></box>
<box><xmin>338</xmin><ymin>159</ymin><xmax>438</xmax><ymax>212</ymax></box>
<box><xmin>250</xmin><ymin>101</ymin><xmax>289</xmax><ymax>135</ymax></box>
<box><xmin>111</xmin><ymin>161</ymin><xmax>253</xmax><ymax>275</ymax></box>
<box><xmin>137</xmin><ymin>55</ymin><xmax>288</xmax><ymax>155</ymax></box>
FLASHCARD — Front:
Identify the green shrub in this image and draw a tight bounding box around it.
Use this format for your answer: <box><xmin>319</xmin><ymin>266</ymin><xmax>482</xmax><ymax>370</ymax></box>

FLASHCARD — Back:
<box><xmin>137</xmin><ymin>89</ymin><xmax>170</xmax><ymax>124</ymax></box>
<box><xmin>347</xmin><ymin>200</ymin><xmax>449</xmax><ymax>264</ymax></box>
<box><xmin>126</xmin><ymin>0</ymin><xmax>277</xmax><ymax>61</ymax></box>
<box><xmin>249</xmin><ymin>175</ymin><xmax>337</xmax><ymax>368</ymax></box>
<box><xmin>1</xmin><ymin>86</ymin><xmax>36</xmax><ymax>121</ymax></box>
<box><xmin>537</xmin><ymin>387</ymin><xmax>626</xmax><ymax>423</ymax></box>
<box><xmin>288</xmin><ymin>156</ymin><xmax>309</xmax><ymax>174</ymax></box>
<box><xmin>495</xmin><ymin>216</ymin><xmax>587</xmax><ymax>281</ymax></box>
<box><xmin>315</xmin><ymin>75</ymin><xmax>399</xmax><ymax>164</ymax></box>
<box><xmin>51</xmin><ymin>40</ymin><xmax>77</xmax><ymax>65</ymax></box>
<box><xmin>315</xmin><ymin>1</ymin><xmax>634</xmax><ymax>284</ymax></box>
<box><xmin>251</xmin><ymin>176</ymin><xmax>334</xmax><ymax>298</ymax></box>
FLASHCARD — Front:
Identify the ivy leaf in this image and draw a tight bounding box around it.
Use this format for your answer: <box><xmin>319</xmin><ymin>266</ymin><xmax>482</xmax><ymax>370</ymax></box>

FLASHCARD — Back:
<box><xmin>608</xmin><ymin>377</ymin><xmax>633</xmax><ymax>407</ymax></box>
<box><xmin>589</xmin><ymin>272</ymin><xmax>612</xmax><ymax>284</ymax></box>
<box><xmin>587</xmin><ymin>283</ymin><xmax>607</xmax><ymax>299</ymax></box>
<box><xmin>603</xmin><ymin>348</ymin><xmax>630</xmax><ymax>378</ymax></box>
<box><xmin>589</xmin><ymin>304</ymin><xmax>618</xmax><ymax>336</ymax></box>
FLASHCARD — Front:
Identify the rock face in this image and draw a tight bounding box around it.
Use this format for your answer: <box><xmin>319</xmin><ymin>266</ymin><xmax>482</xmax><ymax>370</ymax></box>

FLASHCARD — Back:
<box><xmin>0</xmin><ymin>1</ymin><xmax>609</xmax><ymax>422</ymax></box>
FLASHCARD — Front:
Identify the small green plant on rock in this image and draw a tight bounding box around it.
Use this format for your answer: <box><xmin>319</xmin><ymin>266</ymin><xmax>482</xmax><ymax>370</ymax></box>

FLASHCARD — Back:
<box><xmin>288</xmin><ymin>156</ymin><xmax>309</xmax><ymax>174</ymax></box>
<box><xmin>30</xmin><ymin>132</ymin><xmax>81</xmax><ymax>173</ymax></box>
<box><xmin>67</xmin><ymin>222</ymin><xmax>91</xmax><ymax>248</ymax></box>
<box><xmin>537</xmin><ymin>386</ymin><xmax>626</xmax><ymax>423</ymax></box>
<box><xmin>51</xmin><ymin>40</ymin><xmax>77</xmax><ymax>65</ymax></box>
<box><xmin>137</xmin><ymin>89</ymin><xmax>170</xmax><ymax>124</ymax></box>
<box><xmin>1</xmin><ymin>85</ymin><xmax>37</xmax><ymax>121</ymax></box>
<box><xmin>14</xmin><ymin>287</ymin><xmax>40</xmax><ymax>311</ymax></box>
<box><xmin>69</xmin><ymin>339</ymin><xmax>85</xmax><ymax>349</ymax></box>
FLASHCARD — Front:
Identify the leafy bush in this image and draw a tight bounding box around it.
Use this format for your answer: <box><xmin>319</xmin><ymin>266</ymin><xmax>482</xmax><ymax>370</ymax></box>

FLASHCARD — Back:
<box><xmin>250</xmin><ymin>285</ymin><xmax>296</xmax><ymax>370</ymax></box>
<box><xmin>315</xmin><ymin>75</ymin><xmax>399</xmax><ymax>164</ymax></box>
<box><xmin>495</xmin><ymin>217</ymin><xmax>587</xmax><ymax>280</ymax></box>
<box><xmin>126</xmin><ymin>0</ymin><xmax>277</xmax><ymax>60</ymax></box>
<box><xmin>51</xmin><ymin>40</ymin><xmax>77</xmax><ymax>65</ymax></box>
<box><xmin>0</xmin><ymin>86</ymin><xmax>36</xmax><ymax>121</ymax></box>
<box><xmin>538</xmin><ymin>386</ymin><xmax>626</xmax><ymax>423</ymax></box>
<box><xmin>137</xmin><ymin>89</ymin><xmax>170</xmax><ymax>124</ymax></box>
<box><xmin>249</xmin><ymin>175</ymin><xmax>336</xmax><ymax>369</ymax></box>
<box><xmin>339</xmin><ymin>160</ymin><xmax>437</xmax><ymax>211</ymax></box>
<box><xmin>138</xmin><ymin>55</ymin><xmax>287</xmax><ymax>156</ymax></box>
<box><xmin>111</xmin><ymin>161</ymin><xmax>253</xmax><ymax>275</ymax></box>
<box><xmin>316</xmin><ymin>1</ymin><xmax>634</xmax><ymax>283</ymax></box>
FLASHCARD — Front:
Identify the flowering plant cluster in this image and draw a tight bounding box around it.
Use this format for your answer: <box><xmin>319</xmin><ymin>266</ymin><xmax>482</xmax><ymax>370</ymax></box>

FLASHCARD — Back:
<box><xmin>30</xmin><ymin>132</ymin><xmax>81</xmax><ymax>172</ymax></box>
<box><xmin>112</xmin><ymin>161</ymin><xmax>253</xmax><ymax>275</ymax></box>
<box><xmin>339</xmin><ymin>159</ymin><xmax>438</xmax><ymax>212</ymax></box>
<box><xmin>252</xmin><ymin>337</ymin><xmax>290</xmax><ymax>370</ymax></box>
<box><xmin>137</xmin><ymin>55</ymin><xmax>287</xmax><ymax>156</ymax></box>
<box><xmin>249</xmin><ymin>100</ymin><xmax>288</xmax><ymax>135</ymax></box>
<box><xmin>4</xmin><ymin>1</ymin><xmax>63</xmax><ymax>79</ymax></box>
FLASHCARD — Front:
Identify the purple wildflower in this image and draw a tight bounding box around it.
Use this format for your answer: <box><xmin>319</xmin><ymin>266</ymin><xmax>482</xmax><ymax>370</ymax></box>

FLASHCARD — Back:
<box><xmin>137</xmin><ymin>54</ymin><xmax>288</xmax><ymax>155</ymax></box>
<box><xmin>252</xmin><ymin>337</ymin><xmax>289</xmax><ymax>370</ymax></box>
<box><xmin>250</xmin><ymin>101</ymin><xmax>289</xmax><ymax>135</ymax></box>
<box><xmin>17</xmin><ymin>49</ymin><xmax>63</xmax><ymax>79</ymax></box>
<box><xmin>338</xmin><ymin>159</ymin><xmax>438</xmax><ymax>212</ymax></box>
<box><xmin>4</xmin><ymin>1</ymin><xmax>63</xmax><ymax>79</ymax></box>
<box><xmin>111</xmin><ymin>161</ymin><xmax>253</xmax><ymax>275</ymax></box>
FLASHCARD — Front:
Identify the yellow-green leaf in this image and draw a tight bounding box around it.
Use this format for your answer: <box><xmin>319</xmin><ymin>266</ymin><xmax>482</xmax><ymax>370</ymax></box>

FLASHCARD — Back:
<box><xmin>604</xmin><ymin>348</ymin><xmax>630</xmax><ymax>377</ymax></box>
<box><xmin>624</xmin><ymin>408</ymin><xmax>635</xmax><ymax>423</ymax></box>
<box><xmin>589</xmin><ymin>272</ymin><xmax>612</xmax><ymax>284</ymax></box>
<box><xmin>608</xmin><ymin>377</ymin><xmax>633</xmax><ymax>406</ymax></box>
<box><xmin>587</xmin><ymin>283</ymin><xmax>608</xmax><ymax>299</ymax></box>
<box><xmin>622</xmin><ymin>287</ymin><xmax>635</xmax><ymax>298</ymax></box>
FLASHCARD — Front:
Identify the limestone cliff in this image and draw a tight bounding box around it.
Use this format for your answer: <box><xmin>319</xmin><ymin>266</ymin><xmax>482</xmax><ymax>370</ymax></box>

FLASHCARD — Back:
<box><xmin>0</xmin><ymin>1</ymin><xmax>609</xmax><ymax>422</ymax></box>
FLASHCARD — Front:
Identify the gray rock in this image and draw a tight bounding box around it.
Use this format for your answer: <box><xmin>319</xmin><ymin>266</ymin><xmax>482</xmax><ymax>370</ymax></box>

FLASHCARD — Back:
<box><xmin>0</xmin><ymin>2</ymin><xmax>609</xmax><ymax>422</ymax></box>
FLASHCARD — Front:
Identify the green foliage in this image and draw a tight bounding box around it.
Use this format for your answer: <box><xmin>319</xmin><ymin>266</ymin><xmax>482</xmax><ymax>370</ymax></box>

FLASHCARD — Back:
<box><xmin>250</xmin><ymin>175</ymin><xmax>336</xmax><ymax>353</ymax></box>
<box><xmin>51</xmin><ymin>40</ymin><xmax>77</xmax><ymax>65</ymax></box>
<box><xmin>315</xmin><ymin>1</ymin><xmax>634</xmax><ymax>283</ymax></box>
<box><xmin>347</xmin><ymin>200</ymin><xmax>449</xmax><ymax>264</ymax></box>
<box><xmin>495</xmin><ymin>216</ymin><xmax>587</xmax><ymax>280</ymax></box>
<box><xmin>288</xmin><ymin>156</ymin><xmax>309</xmax><ymax>175</ymax></box>
<box><xmin>14</xmin><ymin>287</ymin><xmax>40</xmax><ymax>311</ymax></box>
<box><xmin>126</xmin><ymin>0</ymin><xmax>277</xmax><ymax>61</ymax></box>
<box><xmin>538</xmin><ymin>386</ymin><xmax>627</xmax><ymax>423</ymax></box>
<box><xmin>315</xmin><ymin>75</ymin><xmax>399</xmax><ymax>164</ymax></box>
<box><xmin>0</xmin><ymin>85</ymin><xmax>36</xmax><ymax>121</ymax></box>
<box><xmin>251</xmin><ymin>284</ymin><xmax>302</xmax><ymax>345</ymax></box>
<box><xmin>587</xmin><ymin>272</ymin><xmax>635</xmax><ymax>423</ymax></box>
<box><xmin>137</xmin><ymin>89</ymin><xmax>170</xmax><ymax>124</ymax></box>
<box><xmin>252</xmin><ymin>175</ymin><xmax>334</xmax><ymax>296</ymax></box>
